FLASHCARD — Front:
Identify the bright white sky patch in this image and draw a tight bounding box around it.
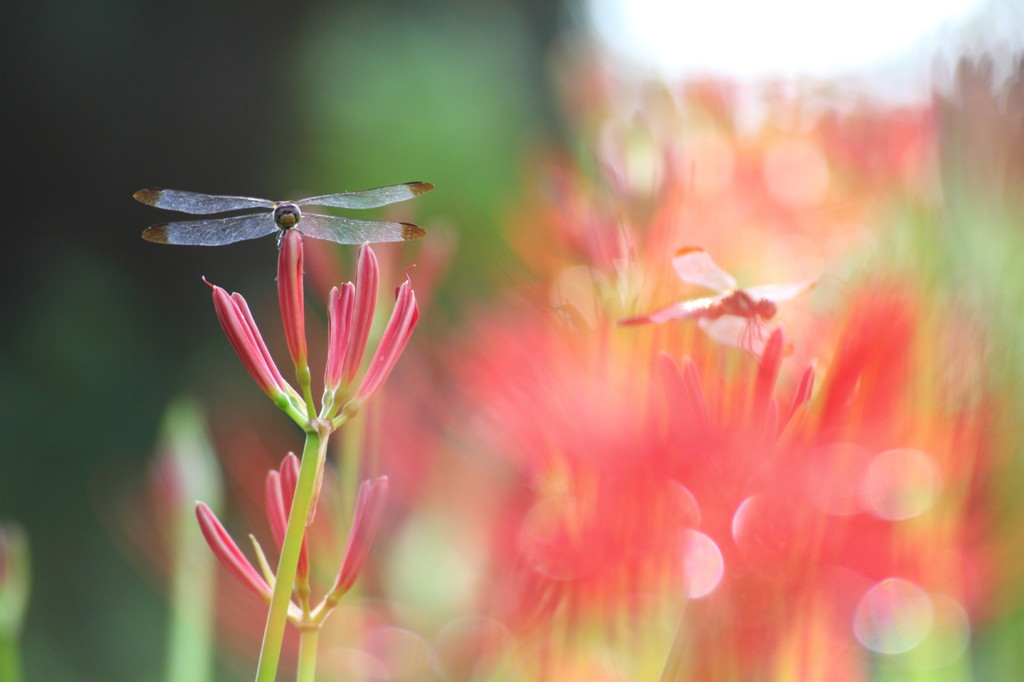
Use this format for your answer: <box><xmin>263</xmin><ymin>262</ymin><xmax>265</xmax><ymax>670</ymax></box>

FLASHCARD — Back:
<box><xmin>587</xmin><ymin>0</ymin><xmax>986</xmax><ymax>79</ymax></box>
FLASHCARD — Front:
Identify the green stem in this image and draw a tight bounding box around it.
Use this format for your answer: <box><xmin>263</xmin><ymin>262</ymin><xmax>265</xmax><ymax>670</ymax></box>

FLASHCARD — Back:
<box><xmin>295</xmin><ymin>363</ymin><xmax>318</xmax><ymax>421</ymax></box>
<box><xmin>273</xmin><ymin>391</ymin><xmax>311</xmax><ymax>428</ymax></box>
<box><xmin>255</xmin><ymin>428</ymin><xmax>327</xmax><ymax>682</ymax></box>
<box><xmin>295</xmin><ymin>628</ymin><xmax>319</xmax><ymax>682</ymax></box>
<box><xmin>0</xmin><ymin>633</ymin><xmax>22</xmax><ymax>682</ymax></box>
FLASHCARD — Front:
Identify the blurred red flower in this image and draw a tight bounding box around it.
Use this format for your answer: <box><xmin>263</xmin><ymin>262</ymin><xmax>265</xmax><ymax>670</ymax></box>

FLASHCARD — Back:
<box><xmin>444</xmin><ymin>269</ymin><xmax>990</xmax><ymax>678</ymax></box>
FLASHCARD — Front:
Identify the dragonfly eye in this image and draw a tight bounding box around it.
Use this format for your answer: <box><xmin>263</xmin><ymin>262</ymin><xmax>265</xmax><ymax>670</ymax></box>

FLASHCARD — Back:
<box><xmin>274</xmin><ymin>203</ymin><xmax>302</xmax><ymax>229</ymax></box>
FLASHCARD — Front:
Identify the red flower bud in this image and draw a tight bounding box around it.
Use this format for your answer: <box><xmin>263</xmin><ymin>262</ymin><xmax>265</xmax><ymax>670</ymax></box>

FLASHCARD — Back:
<box><xmin>330</xmin><ymin>476</ymin><xmax>389</xmax><ymax>598</ymax></box>
<box><xmin>278</xmin><ymin>229</ymin><xmax>307</xmax><ymax>368</ymax></box>
<box><xmin>354</xmin><ymin>280</ymin><xmax>419</xmax><ymax>405</ymax></box>
<box><xmin>195</xmin><ymin>502</ymin><xmax>272</xmax><ymax>600</ymax></box>
<box><xmin>343</xmin><ymin>244</ymin><xmax>379</xmax><ymax>386</ymax></box>
<box><xmin>208</xmin><ymin>281</ymin><xmax>290</xmax><ymax>399</ymax></box>
<box><xmin>324</xmin><ymin>283</ymin><xmax>355</xmax><ymax>392</ymax></box>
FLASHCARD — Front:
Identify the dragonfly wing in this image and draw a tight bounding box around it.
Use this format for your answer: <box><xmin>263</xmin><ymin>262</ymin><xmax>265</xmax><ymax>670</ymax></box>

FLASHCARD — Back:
<box><xmin>141</xmin><ymin>214</ymin><xmax>278</xmax><ymax>246</ymax></box>
<box><xmin>698</xmin><ymin>317</ymin><xmax>768</xmax><ymax>353</ymax></box>
<box><xmin>296</xmin><ymin>182</ymin><xmax>434</xmax><ymax>209</ymax></box>
<box><xmin>620</xmin><ymin>297</ymin><xmax>720</xmax><ymax>325</ymax></box>
<box><xmin>672</xmin><ymin>247</ymin><xmax>738</xmax><ymax>292</ymax></box>
<box><xmin>133</xmin><ymin>189</ymin><xmax>274</xmax><ymax>214</ymax></box>
<box><xmin>744</xmin><ymin>280</ymin><xmax>815</xmax><ymax>303</ymax></box>
<box><xmin>296</xmin><ymin>213</ymin><xmax>426</xmax><ymax>244</ymax></box>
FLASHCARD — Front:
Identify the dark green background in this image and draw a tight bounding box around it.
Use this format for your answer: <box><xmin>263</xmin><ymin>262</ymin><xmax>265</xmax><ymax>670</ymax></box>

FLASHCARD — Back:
<box><xmin>2</xmin><ymin>1</ymin><xmax>558</xmax><ymax>678</ymax></box>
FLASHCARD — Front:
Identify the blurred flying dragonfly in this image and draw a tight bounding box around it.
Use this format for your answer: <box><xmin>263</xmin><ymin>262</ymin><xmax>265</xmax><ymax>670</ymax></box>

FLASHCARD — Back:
<box><xmin>620</xmin><ymin>247</ymin><xmax>814</xmax><ymax>353</ymax></box>
<box><xmin>134</xmin><ymin>182</ymin><xmax>433</xmax><ymax>246</ymax></box>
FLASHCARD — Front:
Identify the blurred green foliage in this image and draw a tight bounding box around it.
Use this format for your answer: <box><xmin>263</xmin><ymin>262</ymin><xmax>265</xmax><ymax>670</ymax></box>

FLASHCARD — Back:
<box><xmin>291</xmin><ymin>2</ymin><xmax>547</xmax><ymax>302</ymax></box>
<box><xmin>2</xmin><ymin>1</ymin><xmax>550</xmax><ymax>679</ymax></box>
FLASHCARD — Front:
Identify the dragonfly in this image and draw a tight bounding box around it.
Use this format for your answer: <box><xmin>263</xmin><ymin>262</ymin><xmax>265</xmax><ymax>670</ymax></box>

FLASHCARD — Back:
<box><xmin>134</xmin><ymin>182</ymin><xmax>433</xmax><ymax>246</ymax></box>
<box><xmin>620</xmin><ymin>247</ymin><xmax>813</xmax><ymax>352</ymax></box>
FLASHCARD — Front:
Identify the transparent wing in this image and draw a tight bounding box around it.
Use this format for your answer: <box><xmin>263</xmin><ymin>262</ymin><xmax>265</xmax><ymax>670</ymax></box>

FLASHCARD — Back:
<box><xmin>296</xmin><ymin>213</ymin><xmax>426</xmax><ymax>244</ymax></box>
<box><xmin>133</xmin><ymin>189</ymin><xmax>274</xmax><ymax>214</ymax></box>
<box><xmin>672</xmin><ymin>247</ymin><xmax>738</xmax><ymax>292</ymax></box>
<box><xmin>744</xmin><ymin>280</ymin><xmax>815</xmax><ymax>303</ymax></box>
<box><xmin>620</xmin><ymin>296</ymin><xmax>721</xmax><ymax>325</ymax></box>
<box><xmin>296</xmin><ymin>182</ymin><xmax>434</xmax><ymax>209</ymax></box>
<box><xmin>698</xmin><ymin>317</ymin><xmax>769</xmax><ymax>354</ymax></box>
<box><xmin>141</xmin><ymin>214</ymin><xmax>279</xmax><ymax>246</ymax></box>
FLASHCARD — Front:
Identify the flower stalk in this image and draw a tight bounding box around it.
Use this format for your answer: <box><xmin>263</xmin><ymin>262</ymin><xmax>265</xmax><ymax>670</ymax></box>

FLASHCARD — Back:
<box><xmin>198</xmin><ymin>436</ymin><xmax>391</xmax><ymax>682</ymax></box>
<box><xmin>197</xmin><ymin>232</ymin><xmax>416</xmax><ymax>682</ymax></box>
<box><xmin>296</xmin><ymin>626</ymin><xmax>319</xmax><ymax>682</ymax></box>
<box><xmin>130</xmin><ymin>173</ymin><xmax>431</xmax><ymax>681</ymax></box>
<box><xmin>254</xmin><ymin>426</ymin><xmax>326</xmax><ymax>682</ymax></box>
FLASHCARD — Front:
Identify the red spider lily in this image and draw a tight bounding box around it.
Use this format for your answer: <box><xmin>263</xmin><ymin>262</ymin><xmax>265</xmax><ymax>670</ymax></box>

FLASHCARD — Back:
<box><xmin>671</xmin><ymin>288</ymin><xmax>990</xmax><ymax>678</ymax></box>
<box><xmin>207</xmin><ymin>281</ymin><xmax>303</xmax><ymax>414</ymax></box>
<box><xmin>352</xmin><ymin>279</ymin><xmax>419</xmax><ymax>406</ymax></box>
<box><xmin>324</xmin><ymin>283</ymin><xmax>355</xmax><ymax>391</ymax></box>
<box><xmin>328</xmin><ymin>472</ymin><xmax>391</xmax><ymax>599</ymax></box>
<box><xmin>205</xmin><ymin>235</ymin><xmax>419</xmax><ymax>426</ymax></box>
<box><xmin>447</xmin><ymin>279</ymin><xmax>990</xmax><ymax>678</ymax></box>
<box><xmin>342</xmin><ymin>244</ymin><xmax>379</xmax><ymax>388</ymax></box>
<box><xmin>265</xmin><ymin>454</ymin><xmax>310</xmax><ymax>584</ymax></box>
<box><xmin>195</xmin><ymin>502</ymin><xmax>277</xmax><ymax>604</ymax></box>
<box><xmin>452</xmin><ymin>308</ymin><xmax>700</xmax><ymax>629</ymax></box>
<box><xmin>322</xmin><ymin>244</ymin><xmax>420</xmax><ymax>417</ymax></box>
<box><xmin>191</xmin><ymin>233</ymin><xmax>419</xmax><ymax>679</ymax></box>
<box><xmin>195</xmin><ymin>455</ymin><xmax>390</xmax><ymax>628</ymax></box>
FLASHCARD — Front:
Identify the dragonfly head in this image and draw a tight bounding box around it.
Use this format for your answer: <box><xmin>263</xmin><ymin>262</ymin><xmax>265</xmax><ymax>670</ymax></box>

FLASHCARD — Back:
<box><xmin>755</xmin><ymin>298</ymin><xmax>778</xmax><ymax>320</ymax></box>
<box><xmin>753</xmin><ymin>296</ymin><xmax>774</xmax><ymax>319</ymax></box>
<box><xmin>273</xmin><ymin>203</ymin><xmax>302</xmax><ymax>229</ymax></box>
